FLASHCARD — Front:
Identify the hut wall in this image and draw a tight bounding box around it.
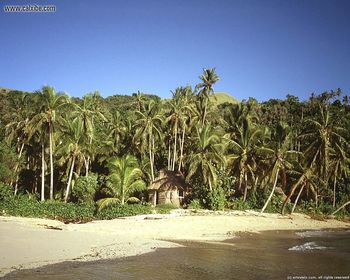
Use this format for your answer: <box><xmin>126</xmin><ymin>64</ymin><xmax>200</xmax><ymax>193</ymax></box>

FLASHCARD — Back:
<box><xmin>158</xmin><ymin>190</ymin><xmax>180</xmax><ymax>207</ymax></box>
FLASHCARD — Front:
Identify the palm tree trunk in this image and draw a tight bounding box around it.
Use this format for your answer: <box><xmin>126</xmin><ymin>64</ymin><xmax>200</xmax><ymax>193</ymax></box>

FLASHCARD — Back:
<box><xmin>333</xmin><ymin>175</ymin><xmax>337</xmax><ymax>208</ymax></box>
<box><xmin>243</xmin><ymin>172</ymin><xmax>248</xmax><ymax>202</ymax></box>
<box><xmin>49</xmin><ymin>124</ymin><xmax>54</xmax><ymax>200</ymax></box>
<box><xmin>178</xmin><ymin>128</ymin><xmax>185</xmax><ymax>172</ymax></box>
<box><xmin>64</xmin><ymin>155</ymin><xmax>76</xmax><ymax>202</ymax></box>
<box><xmin>172</xmin><ymin>120</ymin><xmax>177</xmax><ymax>171</ymax></box>
<box><xmin>12</xmin><ymin>142</ymin><xmax>25</xmax><ymax>195</ymax></box>
<box><xmin>85</xmin><ymin>136</ymin><xmax>93</xmax><ymax>177</ymax></box>
<box><xmin>149</xmin><ymin>135</ymin><xmax>154</xmax><ymax>182</ymax></box>
<box><xmin>291</xmin><ymin>184</ymin><xmax>304</xmax><ymax>214</ymax></box>
<box><xmin>202</xmin><ymin>98</ymin><xmax>208</xmax><ymax>126</ymax></box>
<box><xmin>168</xmin><ymin>140</ymin><xmax>171</xmax><ymax>170</ymax></box>
<box><xmin>281</xmin><ymin>175</ymin><xmax>305</xmax><ymax>215</ymax></box>
<box><xmin>261</xmin><ymin>168</ymin><xmax>279</xmax><ymax>214</ymax></box>
<box><xmin>332</xmin><ymin>200</ymin><xmax>350</xmax><ymax>215</ymax></box>
<box><xmin>41</xmin><ymin>141</ymin><xmax>45</xmax><ymax>201</ymax></box>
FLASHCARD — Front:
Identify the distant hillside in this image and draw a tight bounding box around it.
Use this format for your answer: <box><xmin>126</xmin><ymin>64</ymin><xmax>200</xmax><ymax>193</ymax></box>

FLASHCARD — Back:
<box><xmin>210</xmin><ymin>92</ymin><xmax>239</xmax><ymax>105</ymax></box>
<box><xmin>0</xmin><ymin>87</ymin><xmax>13</xmax><ymax>94</ymax></box>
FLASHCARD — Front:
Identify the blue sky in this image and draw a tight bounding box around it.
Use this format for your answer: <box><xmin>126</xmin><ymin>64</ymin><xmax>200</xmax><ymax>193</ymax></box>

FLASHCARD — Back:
<box><xmin>0</xmin><ymin>0</ymin><xmax>349</xmax><ymax>101</ymax></box>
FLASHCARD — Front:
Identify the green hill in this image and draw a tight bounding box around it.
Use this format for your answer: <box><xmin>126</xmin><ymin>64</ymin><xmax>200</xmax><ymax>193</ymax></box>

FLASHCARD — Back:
<box><xmin>210</xmin><ymin>92</ymin><xmax>239</xmax><ymax>105</ymax></box>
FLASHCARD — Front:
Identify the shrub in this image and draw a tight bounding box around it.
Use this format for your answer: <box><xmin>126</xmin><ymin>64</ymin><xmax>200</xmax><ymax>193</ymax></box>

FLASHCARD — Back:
<box><xmin>155</xmin><ymin>203</ymin><xmax>178</xmax><ymax>214</ymax></box>
<box><xmin>207</xmin><ymin>187</ymin><xmax>226</xmax><ymax>211</ymax></box>
<box><xmin>96</xmin><ymin>204</ymin><xmax>153</xmax><ymax>220</ymax></box>
<box><xmin>0</xmin><ymin>183</ymin><xmax>14</xmax><ymax>201</ymax></box>
<box><xmin>71</xmin><ymin>174</ymin><xmax>98</xmax><ymax>204</ymax></box>
<box><xmin>188</xmin><ymin>199</ymin><xmax>202</xmax><ymax>210</ymax></box>
<box><xmin>229</xmin><ymin>198</ymin><xmax>249</xmax><ymax>210</ymax></box>
<box><xmin>0</xmin><ymin>196</ymin><xmax>95</xmax><ymax>223</ymax></box>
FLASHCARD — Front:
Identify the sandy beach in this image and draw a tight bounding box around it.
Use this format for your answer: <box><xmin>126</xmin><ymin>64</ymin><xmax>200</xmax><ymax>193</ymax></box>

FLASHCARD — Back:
<box><xmin>0</xmin><ymin>210</ymin><xmax>349</xmax><ymax>277</ymax></box>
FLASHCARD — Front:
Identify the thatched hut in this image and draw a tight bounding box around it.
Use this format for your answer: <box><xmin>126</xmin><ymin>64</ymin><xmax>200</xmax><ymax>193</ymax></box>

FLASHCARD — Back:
<box><xmin>148</xmin><ymin>170</ymin><xmax>188</xmax><ymax>207</ymax></box>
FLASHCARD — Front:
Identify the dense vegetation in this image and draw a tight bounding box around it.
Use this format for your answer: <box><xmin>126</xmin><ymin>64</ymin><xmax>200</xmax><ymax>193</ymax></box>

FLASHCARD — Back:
<box><xmin>0</xmin><ymin>69</ymin><xmax>349</xmax><ymax>220</ymax></box>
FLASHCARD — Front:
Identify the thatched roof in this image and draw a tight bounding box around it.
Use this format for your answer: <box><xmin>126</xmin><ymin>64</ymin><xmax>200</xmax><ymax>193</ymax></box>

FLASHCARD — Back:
<box><xmin>148</xmin><ymin>169</ymin><xmax>187</xmax><ymax>191</ymax></box>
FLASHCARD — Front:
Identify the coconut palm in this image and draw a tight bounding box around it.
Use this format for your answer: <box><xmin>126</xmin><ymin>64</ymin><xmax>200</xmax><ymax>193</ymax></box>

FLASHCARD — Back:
<box><xmin>31</xmin><ymin>86</ymin><xmax>69</xmax><ymax>199</ymax></box>
<box><xmin>281</xmin><ymin>162</ymin><xmax>320</xmax><ymax>214</ymax></box>
<box><xmin>73</xmin><ymin>93</ymin><xmax>106</xmax><ymax>176</ymax></box>
<box><xmin>166</xmin><ymin>87</ymin><xmax>192</xmax><ymax>171</ymax></box>
<box><xmin>186</xmin><ymin>124</ymin><xmax>226</xmax><ymax>191</ymax></box>
<box><xmin>258</xmin><ymin>123</ymin><xmax>296</xmax><ymax>213</ymax></box>
<box><xmin>196</xmin><ymin>68</ymin><xmax>220</xmax><ymax>126</ymax></box>
<box><xmin>97</xmin><ymin>154</ymin><xmax>146</xmax><ymax>209</ymax></box>
<box><xmin>4</xmin><ymin>92</ymin><xmax>33</xmax><ymax>194</ymax></box>
<box><xmin>133</xmin><ymin>101</ymin><xmax>163</xmax><ymax>182</ymax></box>
<box><xmin>329</xmin><ymin>141</ymin><xmax>350</xmax><ymax>207</ymax></box>
<box><xmin>226</xmin><ymin>117</ymin><xmax>261</xmax><ymax>202</ymax></box>
<box><xmin>105</xmin><ymin>111</ymin><xmax>126</xmax><ymax>155</ymax></box>
<box><xmin>56</xmin><ymin>118</ymin><xmax>86</xmax><ymax>202</ymax></box>
<box><xmin>301</xmin><ymin>104</ymin><xmax>346</xmax><ymax>189</ymax></box>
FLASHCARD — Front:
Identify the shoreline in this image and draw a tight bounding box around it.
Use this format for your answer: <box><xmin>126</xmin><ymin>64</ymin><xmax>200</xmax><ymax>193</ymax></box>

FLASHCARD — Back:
<box><xmin>1</xmin><ymin>210</ymin><xmax>349</xmax><ymax>277</ymax></box>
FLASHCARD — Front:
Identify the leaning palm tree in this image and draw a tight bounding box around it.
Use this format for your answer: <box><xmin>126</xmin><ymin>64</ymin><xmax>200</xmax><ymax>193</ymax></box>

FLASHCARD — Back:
<box><xmin>281</xmin><ymin>162</ymin><xmax>320</xmax><ymax>215</ymax></box>
<box><xmin>258</xmin><ymin>123</ymin><xmax>296</xmax><ymax>213</ymax></box>
<box><xmin>97</xmin><ymin>154</ymin><xmax>146</xmax><ymax>210</ymax></box>
<box><xmin>186</xmin><ymin>124</ymin><xmax>226</xmax><ymax>191</ymax></box>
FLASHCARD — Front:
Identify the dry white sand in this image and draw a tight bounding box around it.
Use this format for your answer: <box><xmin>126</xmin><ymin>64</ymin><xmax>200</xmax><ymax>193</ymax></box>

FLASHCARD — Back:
<box><xmin>0</xmin><ymin>210</ymin><xmax>349</xmax><ymax>276</ymax></box>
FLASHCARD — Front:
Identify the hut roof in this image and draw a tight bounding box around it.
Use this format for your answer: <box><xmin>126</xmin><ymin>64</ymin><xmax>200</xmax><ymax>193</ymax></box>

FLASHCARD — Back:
<box><xmin>148</xmin><ymin>169</ymin><xmax>187</xmax><ymax>191</ymax></box>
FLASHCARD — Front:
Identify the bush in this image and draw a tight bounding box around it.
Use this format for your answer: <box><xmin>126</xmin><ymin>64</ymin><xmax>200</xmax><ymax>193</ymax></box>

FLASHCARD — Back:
<box><xmin>188</xmin><ymin>199</ymin><xmax>202</xmax><ymax>210</ymax></box>
<box><xmin>155</xmin><ymin>203</ymin><xmax>178</xmax><ymax>214</ymax></box>
<box><xmin>207</xmin><ymin>187</ymin><xmax>226</xmax><ymax>211</ymax></box>
<box><xmin>229</xmin><ymin>198</ymin><xmax>249</xmax><ymax>210</ymax></box>
<box><xmin>96</xmin><ymin>204</ymin><xmax>153</xmax><ymax>220</ymax></box>
<box><xmin>71</xmin><ymin>174</ymin><xmax>98</xmax><ymax>204</ymax></box>
<box><xmin>0</xmin><ymin>183</ymin><xmax>14</xmax><ymax>201</ymax></box>
<box><xmin>0</xmin><ymin>195</ymin><xmax>95</xmax><ymax>223</ymax></box>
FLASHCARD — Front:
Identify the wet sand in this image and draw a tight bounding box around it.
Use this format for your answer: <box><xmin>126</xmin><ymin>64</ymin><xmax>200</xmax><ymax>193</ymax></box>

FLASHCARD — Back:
<box><xmin>3</xmin><ymin>230</ymin><xmax>350</xmax><ymax>280</ymax></box>
<box><xmin>0</xmin><ymin>210</ymin><xmax>349</xmax><ymax>277</ymax></box>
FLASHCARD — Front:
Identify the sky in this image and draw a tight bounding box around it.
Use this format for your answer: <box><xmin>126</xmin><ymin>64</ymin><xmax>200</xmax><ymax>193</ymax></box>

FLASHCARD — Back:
<box><xmin>0</xmin><ymin>0</ymin><xmax>349</xmax><ymax>101</ymax></box>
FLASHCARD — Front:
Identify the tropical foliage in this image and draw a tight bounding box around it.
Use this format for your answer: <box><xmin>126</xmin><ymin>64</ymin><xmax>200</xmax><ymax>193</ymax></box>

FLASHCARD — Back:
<box><xmin>0</xmin><ymin>69</ymin><xmax>349</xmax><ymax>218</ymax></box>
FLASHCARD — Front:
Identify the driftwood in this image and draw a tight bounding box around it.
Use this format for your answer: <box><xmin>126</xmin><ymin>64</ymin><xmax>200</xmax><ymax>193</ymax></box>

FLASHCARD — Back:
<box><xmin>332</xmin><ymin>200</ymin><xmax>350</xmax><ymax>215</ymax></box>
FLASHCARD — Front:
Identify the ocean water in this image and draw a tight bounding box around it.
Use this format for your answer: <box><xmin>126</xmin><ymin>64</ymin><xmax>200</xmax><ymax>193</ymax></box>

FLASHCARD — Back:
<box><xmin>3</xmin><ymin>230</ymin><xmax>350</xmax><ymax>280</ymax></box>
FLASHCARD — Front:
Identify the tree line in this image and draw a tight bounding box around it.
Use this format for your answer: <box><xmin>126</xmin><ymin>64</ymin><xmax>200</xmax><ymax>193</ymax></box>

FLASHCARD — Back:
<box><xmin>0</xmin><ymin>69</ymin><xmax>349</xmax><ymax>215</ymax></box>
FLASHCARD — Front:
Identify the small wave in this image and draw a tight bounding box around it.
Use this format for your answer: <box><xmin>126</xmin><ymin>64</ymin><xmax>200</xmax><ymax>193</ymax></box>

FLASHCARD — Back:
<box><xmin>288</xmin><ymin>242</ymin><xmax>328</xmax><ymax>251</ymax></box>
<box><xmin>296</xmin><ymin>230</ymin><xmax>334</xmax><ymax>238</ymax></box>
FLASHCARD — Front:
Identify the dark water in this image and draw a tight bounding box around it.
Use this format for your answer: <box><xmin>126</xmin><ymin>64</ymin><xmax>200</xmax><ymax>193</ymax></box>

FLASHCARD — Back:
<box><xmin>3</xmin><ymin>230</ymin><xmax>350</xmax><ymax>280</ymax></box>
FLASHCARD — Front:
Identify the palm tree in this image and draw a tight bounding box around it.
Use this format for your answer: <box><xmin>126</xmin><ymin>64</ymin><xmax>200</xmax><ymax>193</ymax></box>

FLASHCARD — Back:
<box><xmin>186</xmin><ymin>124</ymin><xmax>225</xmax><ymax>191</ymax></box>
<box><xmin>301</xmin><ymin>104</ymin><xmax>345</xmax><ymax>189</ymax></box>
<box><xmin>258</xmin><ymin>123</ymin><xmax>296</xmax><ymax>213</ymax></box>
<box><xmin>4</xmin><ymin>92</ymin><xmax>33</xmax><ymax>194</ymax></box>
<box><xmin>196</xmin><ymin>68</ymin><xmax>220</xmax><ymax>126</ymax></box>
<box><xmin>281</xmin><ymin>162</ymin><xmax>320</xmax><ymax>214</ymax></box>
<box><xmin>106</xmin><ymin>111</ymin><xmax>126</xmax><ymax>155</ymax></box>
<box><xmin>133</xmin><ymin>91</ymin><xmax>145</xmax><ymax>112</ymax></box>
<box><xmin>166</xmin><ymin>87</ymin><xmax>192</xmax><ymax>171</ymax></box>
<box><xmin>226</xmin><ymin>118</ymin><xmax>261</xmax><ymax>202</ymax></box>
<box><xmin>56</xmin><ymin>118</ymin><xmax>85</xmax><ymax>202</ymax></box>
<box><xmin>97</xmin><ymin>154</ymin><xmax>146</xmax><ymax>209</ymax></box>
<box><xmin>73</xmin><ymin>93</ymin><xmax>106</xmax><ymax>176</ymax></box>
<box><xmin>32</xmin><ymin>86</ymin><xmax>69</xmax><ymax>199</ymax></box>
<box><xmin>329</xmin><ymin>141</ymin><xmax>350</xmax><ymax>207</ymax></box>
<box><xmin>133</xmin><ymin>101</ymin><xmax>163</xmax><ymax>182</ymax></box>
